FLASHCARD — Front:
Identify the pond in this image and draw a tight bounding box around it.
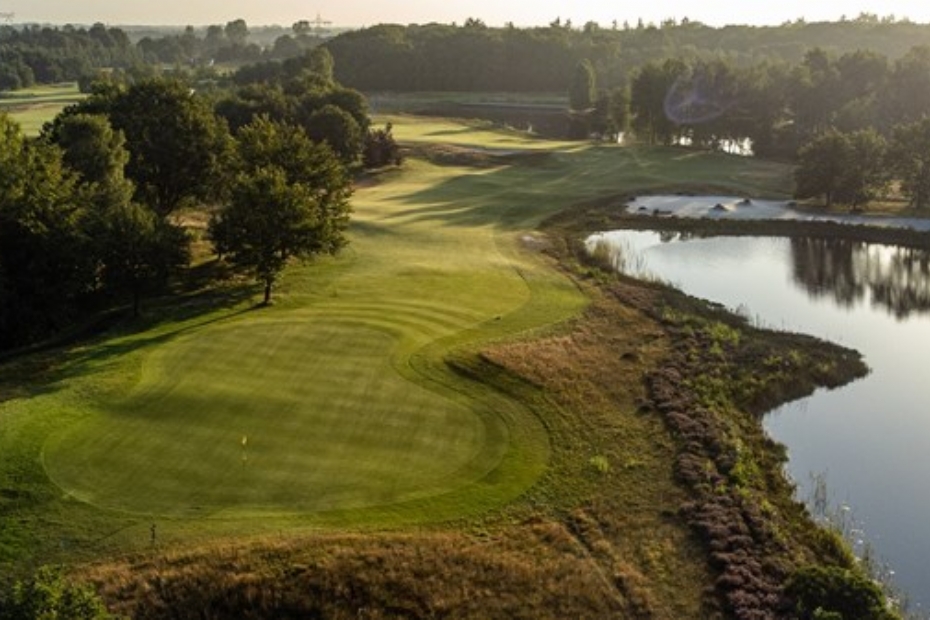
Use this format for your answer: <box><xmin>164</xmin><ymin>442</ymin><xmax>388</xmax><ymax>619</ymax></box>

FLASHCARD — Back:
<box><xmin>588</xmin><ymin>221</ymin><xmax>930</xmax><ymax>611</ymax></box>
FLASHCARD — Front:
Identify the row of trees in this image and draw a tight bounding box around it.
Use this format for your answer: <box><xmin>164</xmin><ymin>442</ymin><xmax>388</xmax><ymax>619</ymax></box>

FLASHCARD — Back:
<box><xmin>619</xmin><ymin>45</ymin><xmax>930</xmax><ymax>157</ymax></box>
<box><xmin>558</xmin><ymin>36</ymin><xmax>930</xmax><ymax>210</ymax></box>
<box><xmin>1</xmin><ymin>50</ymin><xmax>399</xmax><ymax>351</ymax></box>
<box><xmin>323</xmin><ymin>18</ymin><xmax>930</xmax><ymax>94</ymax></box>
<box><xmin>11</xmin><ymin>18</ymin><xmax>909</xmax><ymax>99</ymax></box>
<box><xmin>0</xmin><ymin>23</ymin><xmax>137</xmax><ymax>89</ymax></box>
<box><xmin>135</xmin><ymin>19</ymin><xmax>328</xmax><ymax>66</ymax></box>
<box><xmin>8</xmin><ymin>15</ymin><xmax>930</xmax><ymax>94</ymax></box>
<box><xmin>794</xmin><ymin>121</ymin><xmax>930</xmax><ymax>209</ymax></box>
<box><xmin>0</xmin><ymin>20</ymin><xmax>328</xmax><ymax>91</ymax></box>
<box><xmin>0</xmin><ymin>109</ymin><xmax>185</xmax><ymax>348</ymax></box>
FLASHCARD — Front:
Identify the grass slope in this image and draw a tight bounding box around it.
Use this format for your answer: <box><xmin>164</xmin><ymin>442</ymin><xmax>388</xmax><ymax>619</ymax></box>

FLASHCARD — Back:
<box><xmin>1</xmin><ymin>117</ymin><xmax>793</xmax><ymax>576</ymax></box>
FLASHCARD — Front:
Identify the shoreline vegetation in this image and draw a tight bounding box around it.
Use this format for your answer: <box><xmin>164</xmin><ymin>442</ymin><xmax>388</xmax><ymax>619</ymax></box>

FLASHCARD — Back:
<box><xmin>543</xmin><ymin>197</ymin><xmax>893</xmax><ymax>617</ymax></box>
<box><xmin>1</xmin><ymin>116</ymin><xmax>918</xmax><ymax>617</ymax></box>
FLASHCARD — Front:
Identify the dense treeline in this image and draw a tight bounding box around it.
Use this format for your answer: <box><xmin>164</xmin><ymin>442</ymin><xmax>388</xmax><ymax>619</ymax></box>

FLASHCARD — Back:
<box><xmin>0</xmin><ymin>51</ymin><xmax>398</xmax><ymax>352</ymax></box>
<box><xmin>323</xmin><ymin>16</ymin><xmax>930</xmax><ymax>93</ymax></box>
<box><xmin>134</xmin><ymin>19</ymin><xmax>328</xmax><ymax>66</ymax></box>
<box><xmin>0</xmin><ymin>20</ymin><xmax>327</xmax><ymax>91</ymax></box>
<box><xmin>7</xmin><ymin>15</ymin><xmax>930</xmax><ymax>95</ymax></box>
<box><xmin>620</xmin><ymin>46</ymin><xmax>930</xmax><ymax>153</ymax></box>
<box><xmin>0</xmin><ymin>23</ymin><xmax>139</xmax><ymax>89</ymax></box>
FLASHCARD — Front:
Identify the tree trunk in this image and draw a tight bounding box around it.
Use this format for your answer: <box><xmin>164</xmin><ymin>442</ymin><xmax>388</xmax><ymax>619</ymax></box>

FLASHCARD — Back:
<box><xmin>263</xmin><ymin>280</ymin><xmax>272</xmax><ymax>305</ymax></box>
<box><xmin>132</xmin><ymin>285</ymin><xmax>141</xmax><ymax>318</ymax></box>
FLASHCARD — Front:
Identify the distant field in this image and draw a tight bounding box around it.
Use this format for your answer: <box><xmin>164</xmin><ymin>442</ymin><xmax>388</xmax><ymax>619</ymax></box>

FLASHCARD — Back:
<box><xmin>0</xmin><ymin>83</ymin><xmax>85</xmax><ymax>135</ymax></box>
<box><xmin>369</xmin><ymin>92</ymin><xmax>571</xmax><ymax>137</ymax></box>
<box><xmin>367</xmin><ymin>91</ymin><xmax>567</xmax><ymax>115</ymax></box>
<box><xmin>0</xmin><ymin>117</ymin><xmax>793</xmax><ymax>567</ymax></box>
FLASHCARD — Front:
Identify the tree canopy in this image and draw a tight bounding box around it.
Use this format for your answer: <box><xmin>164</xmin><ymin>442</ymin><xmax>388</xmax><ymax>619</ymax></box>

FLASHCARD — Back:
<box><xmin>0</xmin><ymin>113</ymin><xmax>89</xmax><ymax>348</ymax></box>
<box><xmin>568</xmin><ymin>59</ymin><xmax>596</xmax><ymax>111</ymax></box>
<box><xmin>65</xmin><ymin>78</ymin><xmax>233</xmax><ymax>216</ymax></box>
<box><xmin>889</xmin><ymin>118</ymin><xmax>930</xmax><ymax>209</ymax></box>
<box><xmin>209</xmin><ymin>117</ymin><xmax>352</xmax><ymax>304</ymax></box>
<box><xmin>794</xmin><ymin>129</ymin><xmax>888</xmax><ymax>208</ymax></box>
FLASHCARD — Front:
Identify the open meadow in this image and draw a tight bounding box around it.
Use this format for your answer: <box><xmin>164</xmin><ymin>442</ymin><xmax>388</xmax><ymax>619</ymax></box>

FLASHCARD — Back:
<box><xmin>1</xmin><ymin>115</ymin><xmax>808</xmax><ymax>616</ymax></box>
<box><xmin>0</xmin><ymin>83</ymin><xmax>85</xmax><ymax>136</ymax></box>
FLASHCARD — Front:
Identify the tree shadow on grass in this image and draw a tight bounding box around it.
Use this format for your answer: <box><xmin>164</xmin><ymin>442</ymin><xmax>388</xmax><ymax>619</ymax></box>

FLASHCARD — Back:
<box><xmin>383</xmin><ymin>145</ymin><xmax>790</xmax><ymax>232</ymax></box>
<box><xmin>380</xmin><ymin>154</ymin><xmax>575</xmax><ymax>231</ymax></box>
<box><xmin>0</xmin><ymin>280</ymin><xmax>262</xmax><ymax>403</ymax></box>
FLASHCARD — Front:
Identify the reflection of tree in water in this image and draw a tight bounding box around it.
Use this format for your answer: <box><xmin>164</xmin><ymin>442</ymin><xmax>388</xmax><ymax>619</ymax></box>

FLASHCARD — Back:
<box><xmin>791</xmin><ymin>238</ymin><xmax>866</xmax><ymax>307</ymax></box>
<box><xmin>790</xmin><ymin>238</ymin><xmax>930</xmax><ymax>318</ymax></box>
<box><xmin>871</xmin><ymin>247</ymin><xmax>930</xmax><ymax>318</ymax></box>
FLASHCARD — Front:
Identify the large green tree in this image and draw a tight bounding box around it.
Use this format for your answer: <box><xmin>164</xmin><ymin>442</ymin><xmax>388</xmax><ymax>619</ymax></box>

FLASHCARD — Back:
<box><xmin>210</xmin><ymin>117</ymin><xmax>351</xmax><ymax>304</ymax></box>
<box><xmin>791</xmin><ymin>48</ymin><xmax>841</xmax><ymax>141</ymax></box>
<box><xmin>794</xmin><ymin>131</ymin><xmax>852</xmax><ymax>208</ymax></box>
<box><xmin>794</xmin><ymin>129</ymin><xmax>888</xmax><ymax>208</ymax></box>
<box><xmin>841</xmin><ymin>129</ymin><xmax>889</xmax><ymax>206</ymax></box>
<box><xmin>306</xmin><ymin>104</ymin><xmax>363</xmax><ymax>163</ymax></box>
<box><xmin>44</xmin><ymin>113</ymin><xmax>135</xmax><ymax>215</ymax></box>
<box><xmin>48</xmin><ymin>112</ymin><xmax>188</xmax><ymax>314</ymax></box>
<box><xmin>0</xmin><ymin>113</ymin><xmax>90</xmax><ymax>348</ymax></box>
<box><xmin>630</xmin><ymin>58</ymin><xmax>687</xmax><ymax>145</ymax></box>
<box><xmin>569</xmin><ymin>59</ymin><xmax>596</xmax><ymax>111</ymax></box>
<box><xmin>48</xmin><ymin>112</ymin><xmax>130</xmax><ymax>187</ymax></box>
<box><xmin>89</xmin><ymin>201</ymin><xmax>188</xmax><ymax>316</ymax></box>
<box><xmin>70</xmin><ymin>78</ymin><xmax>232</xmax><ymax>216</ymax></box>
<box><xmin>878</xmin><ymin>46</ymin><xmax>930</xmax><ymax>131</ymax></box>
<box><xmin>889</xmin><ymin>117</ymin><xmax>930</xmax><ymax>209</ymax></box>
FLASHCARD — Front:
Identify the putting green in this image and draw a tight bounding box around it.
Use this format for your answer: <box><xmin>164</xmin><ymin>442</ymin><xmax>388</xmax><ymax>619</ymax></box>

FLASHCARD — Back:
<box><xmin>44</xmin><ymin>319</ymin><xmax>509</xmax><ymax>517</ymax></box>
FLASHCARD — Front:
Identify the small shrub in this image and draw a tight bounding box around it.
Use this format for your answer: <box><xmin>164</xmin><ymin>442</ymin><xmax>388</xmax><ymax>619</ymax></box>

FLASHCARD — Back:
<box><xmin>785</xmin><ymin>565</ymin><xmax>900</xmax><ymax>620</ymax></box>
<box><xmin>589</xmin><ymin>454</ymin><xmax>610</xmax><ymax>474</ymax></box>
<box><xmin>0</xmin><ymin>566</ymin><xmax>115</xmax><ymax>620</ymax></box>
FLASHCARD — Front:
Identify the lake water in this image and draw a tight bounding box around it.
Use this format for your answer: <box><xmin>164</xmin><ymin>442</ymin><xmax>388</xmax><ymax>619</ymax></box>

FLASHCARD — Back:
<box><xmin>587</xmin><ymin>229</ymin><xmax>930</xmax><ymax>611</ymax></box>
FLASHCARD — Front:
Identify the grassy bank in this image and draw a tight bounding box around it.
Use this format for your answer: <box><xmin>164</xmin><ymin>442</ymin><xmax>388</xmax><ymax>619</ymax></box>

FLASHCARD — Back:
<box><xmin>1</xmin><ymin>117</ymin><xmax>885</xmax><ymax>617</ymax></box>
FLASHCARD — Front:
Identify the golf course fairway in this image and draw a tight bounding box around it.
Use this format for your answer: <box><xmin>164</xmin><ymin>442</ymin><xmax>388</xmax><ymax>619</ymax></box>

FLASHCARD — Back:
<box><xmin>2</xmin><ymin>115</ymin><xmax>793</xmax><ymax>561</ymax></box>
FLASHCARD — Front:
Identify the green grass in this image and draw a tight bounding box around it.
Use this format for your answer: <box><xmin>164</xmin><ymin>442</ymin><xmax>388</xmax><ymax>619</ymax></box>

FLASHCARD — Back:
<box><xmin>0</xmin><ymin>117</ymin><xmax>794</xmax><ymax>568</ymax></box>
<box><xmin>45</xmin><ymin>321</ymin><xmax>498</xmax><ymax>516</ymax></box>
<box><xmin>0</xmin><ymin>83</ymin><xmax>85</xmax><ymax>135</ymax></box>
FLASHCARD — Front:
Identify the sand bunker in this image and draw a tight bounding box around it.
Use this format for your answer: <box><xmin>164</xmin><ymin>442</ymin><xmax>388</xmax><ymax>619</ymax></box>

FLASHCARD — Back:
<box><xmin>627</xmin><ymin>195</ymin><xmax>930</xmax><ymax>231</ymax></box>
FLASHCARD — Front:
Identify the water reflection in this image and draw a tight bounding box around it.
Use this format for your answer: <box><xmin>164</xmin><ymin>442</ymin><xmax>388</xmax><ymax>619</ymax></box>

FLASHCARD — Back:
<box><xmin>584</xmin><ymin>228</ymin><xmax>930</xmax><ymax>608</ymax></box>
<box><xmin>590</xmin><ymin>232</ymin><xmax>930</xmax><ymax>319</ymax></box>
<box><xmin>790</xmin><ymin>238</ymin><xmax>930</xmax><ymax>319</ymax></box>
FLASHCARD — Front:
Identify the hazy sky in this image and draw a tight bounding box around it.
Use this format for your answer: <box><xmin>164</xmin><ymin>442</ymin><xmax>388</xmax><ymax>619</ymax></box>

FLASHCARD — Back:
<box><xmin>5</xmin><ymin>1</ymin><xmax>930</xmax><ymax>28</ymax></box>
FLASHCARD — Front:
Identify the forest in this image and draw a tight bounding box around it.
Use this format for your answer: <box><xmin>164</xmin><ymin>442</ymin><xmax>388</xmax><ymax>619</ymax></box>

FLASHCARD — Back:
<box><xmin>4</xmin><ymin>14</ymin><xmax>930</xmax><ymax>92</ymax></box>
<box><xmin>0</xmin><ymin>20</ymin><xmax>326</xmax><ymax>90</ymax></box>
<box><xmin>323</xmin><ymin>15</ymin><xmax>930</xmax><ymax>91</ymax></box>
